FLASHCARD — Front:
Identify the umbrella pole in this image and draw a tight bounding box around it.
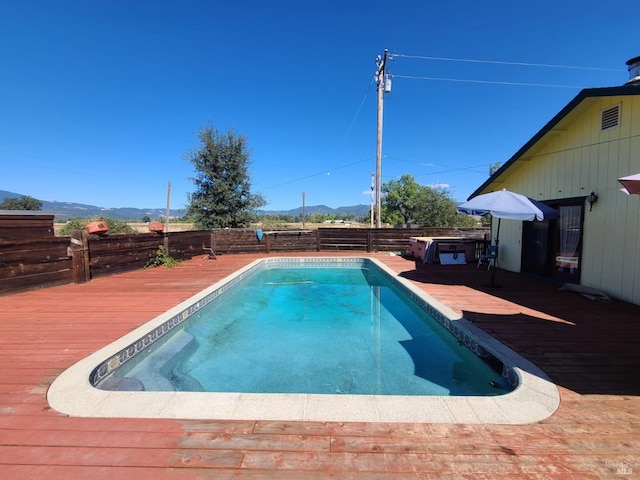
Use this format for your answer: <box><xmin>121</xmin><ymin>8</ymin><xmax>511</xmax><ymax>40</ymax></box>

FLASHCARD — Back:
<box><xmin>485</xmin><ymin>218</ymin><xmax>501</xmax><ymax>288</ymax></box>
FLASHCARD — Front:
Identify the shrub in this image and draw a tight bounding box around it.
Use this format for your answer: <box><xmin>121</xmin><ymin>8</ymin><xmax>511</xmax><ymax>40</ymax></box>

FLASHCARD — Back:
<box><xmin>57</xmin><ymin>216</ymin><xmax>135</xmax><ymax>236</ymax></box>
<box><xmin>145</xmin><ymin>245</ymin><xmax>180</xmax><ymax>268</ymax></box>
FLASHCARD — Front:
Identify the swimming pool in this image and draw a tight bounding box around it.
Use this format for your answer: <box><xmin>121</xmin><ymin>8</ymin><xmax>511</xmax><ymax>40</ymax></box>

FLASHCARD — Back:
<box><xmin>95</xmin><ymin>259</ymin><xmax>507</xmax><ymax>396</ymax></box>
<box><xmin>48</xmin><ymin>257</ymin><xmax>560</xmax><ymax>423</ymax></box>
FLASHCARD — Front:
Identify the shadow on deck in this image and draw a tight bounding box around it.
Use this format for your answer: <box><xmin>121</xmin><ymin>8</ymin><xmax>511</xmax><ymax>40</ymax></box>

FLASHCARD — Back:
<box><xmin>396</xmin><ymin>257</ymin><xmax>640</xmax><ymax>396</ymax></box>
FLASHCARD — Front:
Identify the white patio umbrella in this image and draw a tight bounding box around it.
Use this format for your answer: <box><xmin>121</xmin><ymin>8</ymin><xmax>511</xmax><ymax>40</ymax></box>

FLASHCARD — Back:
<box><xmin>457</xmin><ymin>189</ymin><xmax>559</xmax><ymax>286</ymax></box>
<box><xmin>618</xmin><ymin>173</ymin><xmax>640</xmax><ymax>195</ymax></box>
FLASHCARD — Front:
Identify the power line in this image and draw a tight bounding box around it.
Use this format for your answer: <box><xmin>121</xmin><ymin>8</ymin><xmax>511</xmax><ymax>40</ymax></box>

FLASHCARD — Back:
<box><xmin>326</xmin><ymin>79</ymin><xmax>375</xmax><ymax>176</ymax></box>
<box><xmin>393</xmin><ymin>53</ymin><xmax>624</xmax><ymax>72</ymax></box>
<box><xmin>342</xmin><ymin>79</ymin><xmax>375</xmax><ymax>144</ymax></box>
<box><xmin>415</xmin><ymin>164</ymin><xmax>493</xmax><ymax>176</ymax></box>
<box><xmin>261</xmin><ymin>157</ymin><xmax>373</xmax><ymax>190</ymax></box>
<box><xmin>261</xmin><ymin>75</ymin><xmax>377</xmax><ymax>193</ymax></box>
<box><xmin>386</xmin><ymin>155</ymin><xmax>485</xmax><ymax>169</ymax></box>
<box><xmin>264</xmin><ymin>79</ymin><xmax>376</xmax><ymax>191</ymax></box>
<box><xmin>384</xmin><ymin>156</ymin><xmax>495</xmax><ymax>176</ymax></box>
<box><xmin>392</xmin><ymin>74</ymin><xmax>585</xmax><ymax>89</ymax></box>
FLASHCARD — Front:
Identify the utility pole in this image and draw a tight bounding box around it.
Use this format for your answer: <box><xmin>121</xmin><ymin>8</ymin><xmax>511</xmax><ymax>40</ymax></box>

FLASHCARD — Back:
<box><xmin>370</xmin><ymin>172</ymin><xmax>374</xmax><ymax>228</ymax></box>
<box><xmin>163</xmin><ymin>181</ymin><xmax>171</xmax><ymax>252</ymax></box>
<box><xmin>301</xmin><ymin>191</ymin><xmax>306</xmax><ymax>228</ymax></box>
<box><xmin>374</xmin><ymin>49</ymin><xmax>391</xmax><ymax>228</ymax></box>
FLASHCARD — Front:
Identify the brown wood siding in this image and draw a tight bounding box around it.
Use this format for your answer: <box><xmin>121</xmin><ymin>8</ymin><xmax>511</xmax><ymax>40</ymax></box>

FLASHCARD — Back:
<box><xmin>211</xmin><ymin>229</ymin><xmax>267</xmax><ymax>254</ymax></box>
<box><xmin>318</xmin><ymin>227</ymin><xmax>488</xmax><ymax>252</ymax></box>
<box><xmin>0</xmin><ymin>214</ymin><xmax>55</xmax><ymax>240</ymax></box>
<box><xmin>0</xmin><ymin>237</ymin><xmax>72</xmax><ymax>294</ymax></box>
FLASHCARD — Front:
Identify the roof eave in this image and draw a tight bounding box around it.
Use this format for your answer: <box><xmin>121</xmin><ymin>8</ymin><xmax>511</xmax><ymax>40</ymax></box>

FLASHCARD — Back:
<box><xmin>468</xmin><ymin>85</ymin><xmax>640</xmax><ymax>200</ymax></box>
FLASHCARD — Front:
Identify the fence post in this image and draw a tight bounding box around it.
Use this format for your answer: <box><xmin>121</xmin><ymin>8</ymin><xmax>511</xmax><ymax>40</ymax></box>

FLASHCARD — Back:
<box><xmin>367</xmin><ymin>231</ymin><xmax>373</xmax><ymax>252</ymax></box>
<box><xmin>70</xmin><ymin>229</ymin><xmax>90</xmax><ymax>283</ymax></box>
<box><xmin>315</xmin><ymin>230</ymin><xmax>321</xmax><ymax>251</ymax></box>
<box><xmin>163</xmin><ymin>233</ymin><xmax>169</xmax><ymax>255</ymax></box>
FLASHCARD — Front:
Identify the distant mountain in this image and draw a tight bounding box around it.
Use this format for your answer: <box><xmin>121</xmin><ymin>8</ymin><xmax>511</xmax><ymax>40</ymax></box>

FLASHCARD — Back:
<box><xmin>257</xmin><ymin>204</ymin><xmax>371</xmax><ymax>217</ymax></box>
<box><xmin>0</xmin><ymin>190</ymin><xmax>20</xmax><ymax>201</ymax></box>
<box><xmin>0</xmin><ymin>190</ymin><xmax>185</xmax><ymax>221</ymax></box>
<box><xmin>0</xmin><ymin>190</ymin><xmax>370</xmax><ymax>220</ymax></box>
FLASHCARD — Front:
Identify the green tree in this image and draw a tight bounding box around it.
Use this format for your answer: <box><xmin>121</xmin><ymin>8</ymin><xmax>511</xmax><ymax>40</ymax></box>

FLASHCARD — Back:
<box><xmin>480</xmin><ymin>163</ymin><xmax>501</xmax><ymax>228</ymax></box>
<box><xmin>489</xmin><ymin>162</ymin><xmax>502</xmax><ymax>175</ymax></box>
<box><xmin>308</xmin><ymin>212</ymin><xmax>329</xmax><ymax>224</ymax></box>
<box><xmin>185</xmin><ymin>125</ymin><xmax>266</xmax><ymax>229</ymax></box>
<box><xmin>381</xmin><ymin>174</ymin><xmax>421</xmax><ymax>225</ymax></box>
<box><xmin>0</xmin><ymin>195</ymin><xmax>42</xmax><ymax>210</ymax></box>
<box><xmin>382</xmin><ymin>174</ymin><xmax>476</xmax><ymax>227</ymax></box>
<box><xmin>413</xmin><ymin>186</ymin><xmax>473</xmax><ymax>227</ymax></box>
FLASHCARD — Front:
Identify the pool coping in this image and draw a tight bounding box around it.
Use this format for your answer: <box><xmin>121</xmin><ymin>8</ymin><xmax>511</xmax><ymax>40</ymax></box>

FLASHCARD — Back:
<box><xmin>47</xmin><ymin>256</ymin><xmax>560</xmax><ymax>424</ymax></box>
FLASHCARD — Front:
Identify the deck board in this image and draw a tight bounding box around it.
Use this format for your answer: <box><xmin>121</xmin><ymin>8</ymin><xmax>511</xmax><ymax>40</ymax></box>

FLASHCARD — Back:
<box><xmin>1</xmin><ymin>252</ymin><xmax>639</xmax><ymax>478</ymax></box>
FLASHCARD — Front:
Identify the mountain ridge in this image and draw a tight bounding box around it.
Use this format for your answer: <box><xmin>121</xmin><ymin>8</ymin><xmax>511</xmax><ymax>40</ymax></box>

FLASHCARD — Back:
<box><xmin>0</xmin><ymin>190</ymin><xmax>369</xmax><ymax>220</ymax></box>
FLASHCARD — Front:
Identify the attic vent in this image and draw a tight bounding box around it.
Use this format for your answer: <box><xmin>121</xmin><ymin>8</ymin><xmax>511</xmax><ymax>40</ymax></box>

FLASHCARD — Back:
<box><xmin>601</xmin><ymin>105</ymin><xmax>620</xmax><ymax>131</ymax></box>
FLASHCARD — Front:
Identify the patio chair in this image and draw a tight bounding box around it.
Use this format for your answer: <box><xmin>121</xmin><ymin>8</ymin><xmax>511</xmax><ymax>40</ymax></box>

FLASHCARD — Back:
<box><xmin>202</xmin><ymin>244</ymin><xmax>217</xmax><ymax>259</ymax></box>
<box><xmin>477</xmin><ymin>245</ymin><xmax>498</xmax><ymax>270</ymax></box>
<box><xmin>202</xmin><ymin>234</ymin><xmax>217</xmax><ymax>260</ymax></box>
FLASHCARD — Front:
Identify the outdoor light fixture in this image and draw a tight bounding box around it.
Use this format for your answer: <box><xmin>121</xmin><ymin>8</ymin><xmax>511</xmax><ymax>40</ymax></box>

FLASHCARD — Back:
<box><xmin>588</xmin><ymin>191</ymin><xmax>598</xmax><ymax>211</ymax></box>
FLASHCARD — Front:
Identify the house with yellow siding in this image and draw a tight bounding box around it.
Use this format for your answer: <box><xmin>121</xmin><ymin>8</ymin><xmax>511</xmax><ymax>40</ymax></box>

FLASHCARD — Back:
<box><xmin>468</xmin><ymin>56</ymin><xmax>640</xmax><ymax>305</ymax></box>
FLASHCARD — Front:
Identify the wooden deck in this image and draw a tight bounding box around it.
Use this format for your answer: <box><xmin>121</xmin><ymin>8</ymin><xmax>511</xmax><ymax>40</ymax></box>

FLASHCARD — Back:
<box><xmin>1</xmin><ymin>252</ymin><xmax>638</xmax><ymax>478</ymax></box>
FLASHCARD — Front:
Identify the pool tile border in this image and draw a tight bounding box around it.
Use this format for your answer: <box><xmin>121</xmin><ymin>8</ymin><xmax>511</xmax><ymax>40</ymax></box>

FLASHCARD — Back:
<box><xmin>48</xmin><ymin>256</ymin><xmax>560</xmax><ymax>424</ymax></box>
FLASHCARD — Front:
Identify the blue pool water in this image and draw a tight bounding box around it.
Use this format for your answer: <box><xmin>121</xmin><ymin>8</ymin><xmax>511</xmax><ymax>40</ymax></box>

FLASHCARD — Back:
<box><xmin>99</xmin><ymin>260</ymin><xmax>508</xmax><ymax>396</ymax></box>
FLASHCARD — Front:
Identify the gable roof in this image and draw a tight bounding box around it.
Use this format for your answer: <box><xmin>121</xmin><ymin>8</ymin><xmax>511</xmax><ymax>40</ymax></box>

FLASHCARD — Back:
<box><xmin>468</xmin><ymin>85</ymin><xmax>640</xmax><ymax>200</ymax></box>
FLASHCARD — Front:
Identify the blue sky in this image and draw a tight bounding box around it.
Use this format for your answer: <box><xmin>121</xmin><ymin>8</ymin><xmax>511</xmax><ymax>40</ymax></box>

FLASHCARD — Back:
<box><xmin>1</xmin><ymin>1</ymin><xmax>638</xmax><ymax>212</ymax></box>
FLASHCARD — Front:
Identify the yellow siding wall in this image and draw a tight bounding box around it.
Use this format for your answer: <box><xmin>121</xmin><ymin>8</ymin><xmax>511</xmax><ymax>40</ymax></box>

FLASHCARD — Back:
<box><xmin>486</xmin><ymin>95</ymin><xmax>640</xmax><ymax>304</ymax></box>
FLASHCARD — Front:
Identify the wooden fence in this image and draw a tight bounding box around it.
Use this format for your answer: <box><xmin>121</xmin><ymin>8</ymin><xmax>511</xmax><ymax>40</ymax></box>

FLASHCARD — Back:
<box><xmin>0</xmin><ymin>236</ymin><xmax>73</xmax><ymax>294</ymax></box>
<box><xmin>0</xmin><ymin>227</ymin><xmax>488</xmax><ymax>295</ymax></box>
